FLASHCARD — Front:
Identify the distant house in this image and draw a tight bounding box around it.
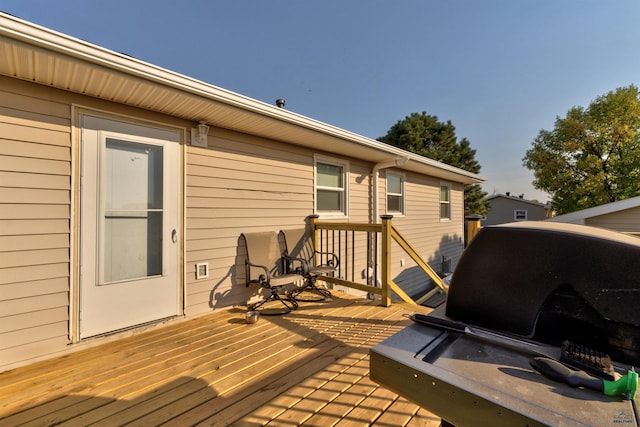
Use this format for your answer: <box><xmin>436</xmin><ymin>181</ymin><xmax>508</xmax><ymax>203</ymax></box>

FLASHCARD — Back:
<box><xmin>484</xmin><ymin>193</ymin><xmax>548</xmax><ymax>226</ymax></box>
<box><xmin>0</xmin><ymin>13</ymin><xmax>483</xmax><ymax>371</ymax></box>
<box><xmin>547</xmin><ymin>196</ymin><xmax>640</xmax><ymax>237</ymax></box>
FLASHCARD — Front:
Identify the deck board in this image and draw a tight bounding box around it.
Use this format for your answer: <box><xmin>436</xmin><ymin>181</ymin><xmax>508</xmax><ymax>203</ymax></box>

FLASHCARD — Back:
<box><xmin>0</xmin><ymin>292</ymin><xmax>442</xmax><ymax>426</ymax></box>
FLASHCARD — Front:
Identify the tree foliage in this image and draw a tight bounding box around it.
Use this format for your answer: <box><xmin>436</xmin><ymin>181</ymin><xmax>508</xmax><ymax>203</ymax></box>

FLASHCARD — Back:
<box><xmin>378</xmin><ymin>112</ymin><xmax>489</xmax><ymax>216</ymax></box>
<box><xmin>523</xmin><ymin>85</ymin><xmax>640</xmax><ymax>215</ymax></box>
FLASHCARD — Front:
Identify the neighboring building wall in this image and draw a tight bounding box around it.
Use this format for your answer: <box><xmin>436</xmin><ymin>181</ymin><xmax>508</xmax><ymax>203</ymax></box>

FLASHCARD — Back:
<box><xmin>0</xmin><ymin>76</ymin><xmax>72</xmax><ymax>366</ymax></box>
<box><xmin>484</xmin><ymin>196</ymin><xmax>547</xmax><ymax>226</ymax></box>
<box><xmin>585</xmin><ymin>207</ymin><xmax>640</xmax><ymax>234</ymax></box>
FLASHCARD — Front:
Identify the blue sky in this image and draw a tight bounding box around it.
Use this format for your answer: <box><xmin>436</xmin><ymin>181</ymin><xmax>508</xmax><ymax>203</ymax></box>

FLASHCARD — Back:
<box><xmin>3</xmin><ymin>1</ymin><xmax>639</xmax><ymax>203</ymax></box>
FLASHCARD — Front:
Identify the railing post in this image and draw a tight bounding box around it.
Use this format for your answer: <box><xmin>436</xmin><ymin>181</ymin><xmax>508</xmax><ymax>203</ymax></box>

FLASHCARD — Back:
<box><xmin>465</xmin><ymin>214</ymin><xmax>483</xmax><ymax>246</ymax></box>
<box><xmin>308</xmin><ymin>215</ymin><xmax>320</xmax><ymax>266</ymax></box>
<box><xmin>380</xmin><ymin>215</ymin><xmax>393</xmax><ymax>307</ymax></box>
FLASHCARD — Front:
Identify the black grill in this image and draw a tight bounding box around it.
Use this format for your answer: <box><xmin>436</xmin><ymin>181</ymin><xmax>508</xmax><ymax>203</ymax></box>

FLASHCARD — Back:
<box><xmin>446</xmin><ymin>221</ymin><xmax>640</xmax><ymax>365</ymax></box>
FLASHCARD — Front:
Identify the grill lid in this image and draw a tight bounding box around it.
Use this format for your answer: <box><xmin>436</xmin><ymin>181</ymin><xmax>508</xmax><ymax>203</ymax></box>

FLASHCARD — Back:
<box><xmin>446</xmin><ymin>221</ymin><xmax>640</xmax><ymax>365</ymax></box>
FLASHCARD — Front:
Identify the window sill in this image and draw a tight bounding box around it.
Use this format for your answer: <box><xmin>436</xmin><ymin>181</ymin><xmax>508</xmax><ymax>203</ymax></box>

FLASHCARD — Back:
<box><xmin>316</xmin><ymin>212</ymin><xmax>348</xmax><ymax>220</ymax></box>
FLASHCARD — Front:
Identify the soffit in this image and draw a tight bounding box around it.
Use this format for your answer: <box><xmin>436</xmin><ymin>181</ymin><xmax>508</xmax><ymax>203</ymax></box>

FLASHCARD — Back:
<box><xmin>0</xmin><ymin>13</ymin><xmax>483</xmax><ymax>184</ymax></box>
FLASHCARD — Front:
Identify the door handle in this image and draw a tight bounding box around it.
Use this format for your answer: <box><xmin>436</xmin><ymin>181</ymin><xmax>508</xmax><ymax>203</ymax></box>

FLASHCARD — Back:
<box><xmin>172</xmin><ymin>229</ymin><xmax>177</xmax><ymax>243</ymax></box>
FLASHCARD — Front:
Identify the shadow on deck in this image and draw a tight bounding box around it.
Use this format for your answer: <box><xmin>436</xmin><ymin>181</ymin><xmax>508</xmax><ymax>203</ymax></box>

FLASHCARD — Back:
<box><xmin>0</xmin><ymin>292</ymin><xmax>442</xmax><ymax>426</ymax></box>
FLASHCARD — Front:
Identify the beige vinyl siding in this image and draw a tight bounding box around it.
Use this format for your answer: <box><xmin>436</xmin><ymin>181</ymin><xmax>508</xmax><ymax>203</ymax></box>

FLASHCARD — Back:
<box><xmin>0</xmin><ymin>78</ymin><xmax>72</xmax><ymax>367</ymax></box>
<box><xmin>185</xmin><ymin>128</ymin><xmax>314</xmax><ymax>315</ymax></box>
<box><xmin>0</xmin><ymin>75</ymin><xmax>474</xmax><ymax>370</ymax></box>
<box><xmin>310</xmin><ymin>159</ymin><xmax>373</xmax><ymax>296</ymax></box>
<box><xmin>384</xmin><ymin>170</ymin><xmax>464</xmax><ymax>298</ymax></box>
<box><xmin>184</xmin><ymin>126</ymin><xmax>376</xmax><ymax>314</ymax></box>
<box><xmin>346</xmin><ymin>161</ymin><xmax>372</xmax><ymax>222</ymax></box>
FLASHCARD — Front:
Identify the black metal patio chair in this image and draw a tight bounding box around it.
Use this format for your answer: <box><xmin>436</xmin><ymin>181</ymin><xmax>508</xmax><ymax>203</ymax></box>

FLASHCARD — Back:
<box><xmin>280</xmin><ymin>228</ymin><xmax>338</xmax><ymax>302</ymax></box>
<box><xmin>242</xmin><ymin>231</ymin><xmax>305</xmax><ymax>314</ymax></box>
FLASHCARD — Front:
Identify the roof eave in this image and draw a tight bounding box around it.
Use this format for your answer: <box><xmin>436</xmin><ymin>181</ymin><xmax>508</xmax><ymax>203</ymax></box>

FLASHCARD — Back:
<box><xmin>0</xmin><ymin>12</ymin><xmax>484</xmax><ymax>185</ymax></box>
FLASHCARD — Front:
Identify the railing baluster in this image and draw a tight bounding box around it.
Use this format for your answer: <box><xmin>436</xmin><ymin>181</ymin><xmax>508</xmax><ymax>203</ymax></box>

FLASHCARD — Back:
<box><xmin>368</xmin><ymin>231</ymin><xmax>372</xmax><ymax>285</ymax></box>
<box><xmin>311</xmin><ymin>216</ymin><xmax>440</xmax><ymax>306</ymax></box>
<box><xmin>338</xmin><ymin>230</ymin><xmax>342</xmax><ymax>280</ymax></box>
<box><xmin>373</xmin><ymin>231</ymin><xmax>378</xmax><ymax>287</ymax></box>
<box><xmin>351</xmin><ymin>230</ymin><xmax>355</xmax><ymax>283</ymax></box>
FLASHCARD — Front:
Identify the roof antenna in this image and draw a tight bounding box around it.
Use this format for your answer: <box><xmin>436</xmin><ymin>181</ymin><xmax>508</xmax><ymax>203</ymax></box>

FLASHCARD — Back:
<box><xmin>275</xmin><ymin>98</ymin><xmax>285</xmax><ymax>109</ymax></box>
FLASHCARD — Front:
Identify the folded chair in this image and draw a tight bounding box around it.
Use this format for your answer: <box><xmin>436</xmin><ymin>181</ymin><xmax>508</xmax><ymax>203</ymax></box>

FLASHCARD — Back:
<box><xmin>242</xmin><ymin>231</ymin><xmax>305</xmax><ymax>315</ymax></box>
<box><xmin>280</xmin><ymin>228</ymin><xmax>338</xmax><ymax>301</ymax></box>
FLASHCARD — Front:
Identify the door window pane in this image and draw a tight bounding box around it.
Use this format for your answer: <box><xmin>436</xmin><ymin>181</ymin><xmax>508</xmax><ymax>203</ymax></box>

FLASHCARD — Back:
<box><xmin>103</xmin><ymin>139</ymin><xmax>163</xmax><ymax>283</ymax></box>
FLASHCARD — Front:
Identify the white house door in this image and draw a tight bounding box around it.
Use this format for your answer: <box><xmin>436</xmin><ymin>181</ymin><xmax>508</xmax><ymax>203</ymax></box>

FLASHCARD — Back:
<box><xmin>79</xmin><ymin>115</ymin><xmax>180</xmax><ymax>339</ymax></box>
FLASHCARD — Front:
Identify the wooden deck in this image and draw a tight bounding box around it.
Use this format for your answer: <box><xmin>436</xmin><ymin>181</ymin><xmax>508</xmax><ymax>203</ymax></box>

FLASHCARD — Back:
<box><xmin>0</xmin><ymin>292</ymin><xmax>442</xmax><ymax>426</ymax></box>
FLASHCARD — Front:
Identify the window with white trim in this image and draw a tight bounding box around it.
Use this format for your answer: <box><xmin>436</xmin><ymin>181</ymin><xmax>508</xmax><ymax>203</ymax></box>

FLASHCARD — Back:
<box><xmin>439</xmin><ymin>183</ymin><xmax>451</xmax><ymax>220</ymax></box>
<box><xmin>386</xmin><ymin>172</ymin><xmax>405</xmax><ymax>215</ymax></box>
<box><xmin>514</xmin><ymin>209</ymin><xmax>528</xmax><ymax>221</ymax></box>
<box><xmin>315</xmin><ymin>156</ymin><xmax>348</xmax><ymax>216</ymax></box>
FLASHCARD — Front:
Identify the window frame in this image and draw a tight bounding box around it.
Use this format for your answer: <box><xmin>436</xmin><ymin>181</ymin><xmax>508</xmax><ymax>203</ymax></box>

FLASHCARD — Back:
<box><xmin>385</xmin><ymin>171</ymin><xmax>406</xmax><ymax>216</ymax></box>
<box><xmin>314</xmin><ymin>155</ymin><xmax>349</xmax><ymax>218</ymax></box>
<box><xmin>439</xmin><ymin>182</ymin><xmax>452</xmax><ymax>221</ymax></box>
<box><xmin>514</xmin><ymin>209</ymin><xmax>528</xmax><ymax>221</ymax></box>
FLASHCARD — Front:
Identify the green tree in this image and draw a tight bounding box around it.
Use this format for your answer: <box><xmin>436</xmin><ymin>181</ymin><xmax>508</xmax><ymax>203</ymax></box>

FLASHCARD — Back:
<box><xmin>378</xmin><ymin>112</ymin><xmax>489</xmax><ymax>216</ymax></box>
<box><xmin>523</xmin><ymin>85</ymin><xmax>640</xmax><ymax>215</ymax></box>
